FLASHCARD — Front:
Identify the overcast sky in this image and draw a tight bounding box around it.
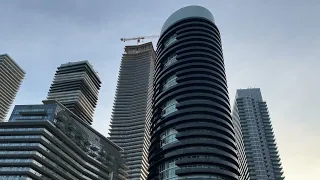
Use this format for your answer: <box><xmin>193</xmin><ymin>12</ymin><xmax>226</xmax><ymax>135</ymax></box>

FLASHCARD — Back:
<box><xmin>1</xmin><ymin>0</ymin><xmax>319</xmax><ymax>179</ymax></box>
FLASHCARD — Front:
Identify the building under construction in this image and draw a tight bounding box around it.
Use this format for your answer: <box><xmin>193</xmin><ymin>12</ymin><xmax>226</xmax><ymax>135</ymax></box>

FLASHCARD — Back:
<box><xmin>109</xmin><ymin>42</ymin><xmax>156</xmax><ymax>180</ymax></box>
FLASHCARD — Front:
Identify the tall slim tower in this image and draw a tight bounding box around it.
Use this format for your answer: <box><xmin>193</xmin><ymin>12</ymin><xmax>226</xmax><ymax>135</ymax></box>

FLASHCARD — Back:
<box><xmin>109</xmin><ymin>42</ymin><xmax>156</xmax><ymax>180</ymax></box>
<box><xmin>232</xmin><ymin>88</ymin><xmax>284</xmax><ymax>180</ymax></box>
<box><xmin>148</xmin><ymin>6</ymin><xmax>240</xmax><ymax>180</ymax></box>
<box><xmin>0</xmin><ymin>54</ymin><xmax>25</xmax><ymax>121</ymax></box>
<box><xmin>232</xmin><ymin>101</ymin><xmax>250</xmax><ymax>180</ymax></box>
<box><xmin>47</xmin><ymin>61</ymin><xmax>101</xmax><ymax>125</ymax></box>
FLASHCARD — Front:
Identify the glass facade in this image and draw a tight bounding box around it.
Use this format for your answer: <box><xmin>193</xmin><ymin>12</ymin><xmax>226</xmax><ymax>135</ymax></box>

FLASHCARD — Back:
<box><xmin>164</xmin><ymin>34</ymin><xmax>177</xmax><ymax>47</ymax></box>
<box><xmin>160</xmin><ymin>128</ymin><xmax>178</xmax><ymax>147</ymax></box>
<box><xmin>162</xmin><ymin>99</ymin><xmax>177</xmax><ymax>117</ymax></box>
<box><xmin>0</xmin><ymin>100</ymin><xmax>127</xmax><ymax>180</ymax></box>
<box><xmin>163</xmin><ymin>75</ymin><xmax>177</xmax><ymax>90</ymax></box>
<box><xmin>159</xmin><ymin>160</ymin><xmax>178</xmax><ymax>180</ymax></box>
<box><xmin>9</xmin><ymin>104</ymin><xmax>57</xmax><ymax>122</ymax></box>
<box><xmin>164</xmin><ymin>54</ymin><xmax>177</xmax><ymax>67</ymax></box>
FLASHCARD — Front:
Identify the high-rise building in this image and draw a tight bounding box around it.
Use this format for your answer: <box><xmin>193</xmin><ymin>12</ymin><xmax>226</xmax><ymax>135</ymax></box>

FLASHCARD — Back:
<box><xmin>47</xmin><ymin>61</ymin><xmax>101</xmax><ymax>125</ymax></box>
<box><xmin>109</xmin><ymin>42</ymin><xmax>155</xmax><ymax>180</ymax></box>
<box><xmin>0</xmin><ymin>100</ymin><xmax>127</xmax><ymax>180</ymax></box>
<box><xmin>148</xmin><ymin>6</ymin><xmax>240</xmax><ymax>180</ymax></box>
<box><xmin>232</xmin><ymin>88</ymin><xmax>284</xmax><ymax>180</ymax></box>
<box><xmin>232</xmin><ymin>101</ymin><xmax>250</xmax><ymax>180</ymax></box>
<box><xmin>0</xmin><ymin>54</ymin><xmax>25</xmax><ymax>121</ymax></box>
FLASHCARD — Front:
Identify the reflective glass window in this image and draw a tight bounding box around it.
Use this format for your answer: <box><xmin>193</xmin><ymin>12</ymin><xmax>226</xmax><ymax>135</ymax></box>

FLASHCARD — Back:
<box><xmin>163</xmin><ymin>75</ymin><xmax>177</xmax><ymax>90</ymax></box>
<box><xmin>162</xmin><ymin>99</ymin><xmax>177</xmax><ymax>117</ymax></box>
<box><xmin>164</xmin><ymin>34</ymin><xmax>177</xmax><ymax>47</ymax></box>
<box><xmin>164</xmin><ymin>54</ymin><xmax>177</xmax><ymax>67</ymax></box>
<box><xmin>159</xmin><ymin>160</ymin><xmax>178</xmax><ymax>180</ymax></box>
<box><xmin>161</xmin><ymin>128</ymin><xmax>178</xmax><ymax>147</ymax></box>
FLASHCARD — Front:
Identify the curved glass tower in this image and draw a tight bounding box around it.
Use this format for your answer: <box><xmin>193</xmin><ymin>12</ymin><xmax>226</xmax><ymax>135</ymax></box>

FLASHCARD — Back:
<box><xmin>148</xmin><ymin>6</ymin><xmax>240</xmax><ymax>180</ymax></box>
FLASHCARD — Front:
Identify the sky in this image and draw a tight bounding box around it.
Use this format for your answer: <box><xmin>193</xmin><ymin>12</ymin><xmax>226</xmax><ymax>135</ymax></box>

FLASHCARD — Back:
<box><xmin>0</xmin><ymin>0</ymin><xmax>319</xmax><ymax>179</ymax></box>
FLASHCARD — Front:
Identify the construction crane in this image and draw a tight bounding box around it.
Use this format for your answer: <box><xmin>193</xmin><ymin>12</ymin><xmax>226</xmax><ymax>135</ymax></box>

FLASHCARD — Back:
<box><xmin>120</xmin><ymin>35</ymin><xmax>159</xmax><ymax>44</ymax></box>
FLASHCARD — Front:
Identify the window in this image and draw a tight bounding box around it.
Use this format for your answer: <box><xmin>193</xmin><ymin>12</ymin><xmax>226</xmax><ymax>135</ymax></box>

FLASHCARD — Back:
<box><xmin>0</xmin><ymin>135</ymin><xmax>41</xmax><ymax>139</ymax></box>
<box><xmin>164</xmin><ymin>54</ymin><xmax>177</xmax><ymax>67</ymax></box>
<box><xmin>0</xmin><ymin>176</ymin><xmax>32</xmax><ymax>180</ymax></box>
<box><xmin>0</xmin><ymin>128</ymin><xmax>43</xmax><ymax>132</ymax></box>
<box><xmin>162</xmin><ymin>99</ymin><xmax>177</xmax><ymax>117</ymax></box>
<box><xmin>0</xmin><ymin>143</ymin><xmax>40</xmax><ymax>147</ymax></box>
<box><xmin>163</xmin><ymin>75</ymin><xmax>177</xmax><ymax>90</ymax></box>
<box><xmin>180</xmin><ymin>174</ymin><xmax>231</xmax><ymax>179</ymax></box>
<box><xmin>164</xmin><ymin>34</ymin><xmax>177</xmax><ymax>47</ymax></box>
<box><xmin>161</xmin><ymin>128</ymin><xmax>178</xmax><ymax>147</ymax></box>
<box><xmin>0</xmin><ymin>159</ymin><xmax>34</xmax><ymax>163</ymax></box>
<box><xmin>12</xmin><ymin>116</ymin><xmax>44</xmax><ymax>121</ymax></box>
<box><xmin>159</xmin><ymin>160</ymin><xmax>178</xmax><ymax>180</ymax></box>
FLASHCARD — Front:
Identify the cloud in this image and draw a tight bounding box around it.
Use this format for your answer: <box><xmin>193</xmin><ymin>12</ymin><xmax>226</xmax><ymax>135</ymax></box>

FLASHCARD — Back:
<box><xmin>1</xmin><ymin>1</ymin><xmax>319</xmax><ymax>179</ymax></box>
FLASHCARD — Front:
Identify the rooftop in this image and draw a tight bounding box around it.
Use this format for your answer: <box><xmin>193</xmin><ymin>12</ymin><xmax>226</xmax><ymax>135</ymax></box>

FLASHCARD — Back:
<box><xmin>0</xmin><ymin>54</ymin><xmax>26</xmax><ymax>74</ymax></box>
<box><xmin>161</xmin><ymin>5</ymin><xmax>215</xmax><ymax>35</ymax></box>
<box><xmin>59</xmin><ymin>60</ymin><xmax>101</xmax><ymax>81</ymax></box>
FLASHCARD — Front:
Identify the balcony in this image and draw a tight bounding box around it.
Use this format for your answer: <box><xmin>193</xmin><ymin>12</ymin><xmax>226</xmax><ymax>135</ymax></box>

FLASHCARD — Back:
<box><xmin>90</xmin><ymin>145</ymin><xmax>100</xmax><ymax>151</ymax></box>
<box><xmin>89</xmin><ymin>151</ymin><xmax>98</xmax><ymax>157</ymax></box>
